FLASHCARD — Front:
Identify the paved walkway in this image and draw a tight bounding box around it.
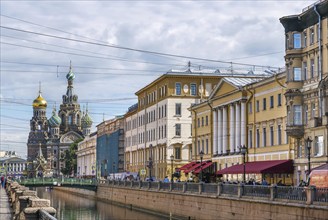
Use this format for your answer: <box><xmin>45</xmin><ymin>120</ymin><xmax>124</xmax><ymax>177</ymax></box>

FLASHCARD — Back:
<box><xmin>0</xmin><ymin>187</ymin><xmax>12</xmax><ymax>219</ymax></box>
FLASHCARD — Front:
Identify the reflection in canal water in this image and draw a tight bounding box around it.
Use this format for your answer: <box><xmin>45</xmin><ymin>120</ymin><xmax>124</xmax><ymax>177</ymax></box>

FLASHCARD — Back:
<box><xmin>36</xmin><ymin>187</ymin><xmax>168</xmax><ymax>220</ymax></box>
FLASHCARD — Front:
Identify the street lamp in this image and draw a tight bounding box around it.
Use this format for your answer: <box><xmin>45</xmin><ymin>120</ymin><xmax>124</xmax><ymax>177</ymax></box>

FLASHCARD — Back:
<box><xmin>240</xmin><ymin>145</ymin><xmax>247</xmax><ymax>183</ymax></box>
<box><xmin>170</xmin><ymin>154</ymin><xmax>174</xmax><ymax>183</ymax></box>
<box><xmin>112</xmin><ymin>161</ymin><xmax>116</xmax><ymax>180</ymax></box>
<box><xmin>148</xmin><ymin>144</ymin><xmax>153</xmax><ymax>181</ymax></box>
<box><xmin>199</xmin><ymin>150</ymin><xmax>204</xmax><ymax>182</ymax></box>
<box><xmin>306</xmin><ymin>137</ymin><xmax>313</xmax><ymax>175</ymax></box>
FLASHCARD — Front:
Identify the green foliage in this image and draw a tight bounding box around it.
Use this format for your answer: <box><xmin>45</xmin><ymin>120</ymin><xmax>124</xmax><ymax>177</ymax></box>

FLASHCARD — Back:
<box><xmin>61</xmin><ymin>138</ymin><xmax>83</xmax><ymax>176</ymax></box>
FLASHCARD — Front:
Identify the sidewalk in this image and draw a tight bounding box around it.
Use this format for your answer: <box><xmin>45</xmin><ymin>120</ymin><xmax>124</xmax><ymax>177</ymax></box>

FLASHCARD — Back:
<box><xmin>0</xmin><ymin>187</ymin><xmax>12</xmax><ymax>219</ymax></box>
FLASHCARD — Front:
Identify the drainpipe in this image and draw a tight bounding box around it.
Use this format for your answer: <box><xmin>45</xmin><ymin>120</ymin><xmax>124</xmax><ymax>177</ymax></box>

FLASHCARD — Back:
<box><xmin>314</xmin><ymin>4</ymin><xmax>323</xmax><ymax>116</ymax></box>
<box><xmin>246</xmin><ymin>87</ymin><xmax>254</xmax><ymax>161</ymax></box>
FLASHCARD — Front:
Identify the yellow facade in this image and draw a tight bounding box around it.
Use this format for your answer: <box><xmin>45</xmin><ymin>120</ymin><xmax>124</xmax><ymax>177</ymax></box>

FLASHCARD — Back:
<box><xmin>191</xmin><ymin>72</ymin><xmax>293</xmax><ymax>184</ymax></box>
<box><xmin>280</xmin><ymin>0</ymin><xmax>328</xmax><ymax>184</ymax></box>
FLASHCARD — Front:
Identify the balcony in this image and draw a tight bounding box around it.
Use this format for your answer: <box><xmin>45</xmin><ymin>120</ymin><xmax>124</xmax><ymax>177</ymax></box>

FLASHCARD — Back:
<box><xmin>286</xmin><ymin>124</ymin><xmax>304</xmax><ymax>138</ymax></box>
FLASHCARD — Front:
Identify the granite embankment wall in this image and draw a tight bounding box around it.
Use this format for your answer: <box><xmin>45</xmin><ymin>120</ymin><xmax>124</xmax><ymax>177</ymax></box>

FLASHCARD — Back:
<box><xmin>56</xmin><ymin>185</ymin><xmax>328</xmax><ymax>220</ymax></box>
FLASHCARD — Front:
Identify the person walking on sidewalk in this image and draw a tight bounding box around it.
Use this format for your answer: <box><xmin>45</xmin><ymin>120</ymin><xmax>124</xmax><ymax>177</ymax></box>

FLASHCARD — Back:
<box><xmin>1</xmin><ymin>176</ymin><xmax>6</xmax><ymax>188</ymax></box>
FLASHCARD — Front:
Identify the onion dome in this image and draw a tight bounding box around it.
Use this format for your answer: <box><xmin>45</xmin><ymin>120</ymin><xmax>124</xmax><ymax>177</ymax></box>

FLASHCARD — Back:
<box><xmin>66</xmin><ymin>62</ymin><xmax>75</xmax><ymax>81</ymax></box>
<box><xmin>32</xmin><ymin>93</ymin><xmax>47</xmax><ymax>109</ymax></box>
<box><xmin>81</xmin><ymin>110</ymin><xmax>93</xmax><ymax>128</ymax></box>
<box><xmin>48</xmin><ymin>106</ymin><xmax>61</xmax><ymax>127</ymax></box>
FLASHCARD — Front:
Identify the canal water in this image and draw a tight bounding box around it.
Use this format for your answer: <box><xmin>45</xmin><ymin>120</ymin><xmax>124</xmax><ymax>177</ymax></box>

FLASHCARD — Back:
<box><xmin>35</xmin><ymin>187</ymin><xmax>169</xmax><ymax>220</ymax></box>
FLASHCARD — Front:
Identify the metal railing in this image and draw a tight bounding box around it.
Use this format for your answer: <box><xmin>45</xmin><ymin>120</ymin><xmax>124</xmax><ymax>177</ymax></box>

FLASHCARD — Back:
<box><xmin>98</xmin><ymin>180</ymin><xmax>327</xmax><ymax>205</ymax></box>
<box><xmin>276</xmin><ymin>186</ymin><xmax>306</xmax><ymax>201</ymax></box>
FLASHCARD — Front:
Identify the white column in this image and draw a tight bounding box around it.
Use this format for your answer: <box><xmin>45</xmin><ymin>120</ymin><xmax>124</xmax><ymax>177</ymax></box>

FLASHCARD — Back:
<box><xmin>235</xmin><ymin>102</ymin><xmax>241</xmax><ymax>152</ymax></box>
<box><xmin>241</xmin><ymin>101</ymin><xmax>247</xmax><ymax>147</ymax></box>
<box><xmin>222</xmin><ymin>106</ymin><xmax>228</xmax><ymax>154</ymax></box>
<box><xmin>213</xmin><ymin>109</ymin><xmax>218</xmax><ymax>155</ymax></box>
<box><xmin>229</xmin><ymin>104</ymin><xmax>235</xmax><ymax>153</ymax></box>
<box><xmin>218</xmin><ymin>108</ymin><xmax>222</xmax><ymax>155</ymax></box>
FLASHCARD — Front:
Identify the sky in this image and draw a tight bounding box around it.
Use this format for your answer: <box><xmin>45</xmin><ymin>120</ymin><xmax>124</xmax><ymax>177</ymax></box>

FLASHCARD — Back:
<box><xmin>0</xmin><ymin>0</ymin><xmax>315</xmax><ymax>158</ymax></box>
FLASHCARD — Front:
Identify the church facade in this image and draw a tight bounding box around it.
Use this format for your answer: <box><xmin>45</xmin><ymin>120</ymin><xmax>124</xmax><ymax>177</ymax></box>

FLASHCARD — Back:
<box><xmin>27</xmin><ymin>65</ymin><xmax>93</xmax><ymax>177</ymax></box>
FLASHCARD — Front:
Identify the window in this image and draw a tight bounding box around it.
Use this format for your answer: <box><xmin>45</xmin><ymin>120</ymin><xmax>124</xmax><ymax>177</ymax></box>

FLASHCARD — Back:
<box><xmin>277</xmin><ymin>94</ymin><xmax>282</xmax><ymax>106</ymax></box>
<box><xmin>314</xmin><ymin>136</ymin><xmax>323</xmax><ymax>156</ymax></box>
<box><xmin>310</xmin><ymin>28</ymin><xmax>314</xmax><ymax>45</ymax></box>
<box><xmin>205</xmin><ymin>116</ymin><xmax>208</xmax><ymax>126</ymax></box>
<box><xmin>293</xmin><ymin>67</ymin><xmax>302</xmax><ymax>81</ymax></box>
<box><xmin>175</xmin><ymin>124</ymin><xmax>181</xmax><ymax>136</ymax></box>
<box><xmin>270</xmin><ymin>96</ymin><xmax>274</xmax><ymax>109</ymax></box>
<box><xmin>303</xmin><ymin>31</ymin><xmax>307</xmax><ymax>47</ymax></box>
<box><xmin>175</xmin><ymin>147</ymin><xmax>181</xmax><ymax>159</ymax></box>
<box><xmin>248</xmin><ymin>130</ymin><xmax>253</xmax><ymax>148</ymax></box>
<box><xmin>205</xmin><ymin>83</ymin><xmax>212</xmax><ymax>96</ymax></box>
<box><xmin>256</xmin><ymin>100</ymin><xmax>260</xmax><ymax>112</ymax></box>
<box><xmin>263</xmin><ymin>98</ymin><xmax>267</xmax><ymax>110</ymax></box>
<box><xmin>248</xmin><ymin>102</ymin><xmax>252</xmax><ymax>113</ymax></box>
<box><xmin>201</xmin><ymin>117</ymin><xmax>204</xmax><ymax>127</ymax></box>
<box><xmin>164</xmin><ymin>125</ymin><xmax>167</xmax><ymax>138</ymax></box>
<box><xmin>175</xmin><ymin>103</ymin><xmax>181</xmax><ymax>116</ymax></box>
<box><xmin>310</xmin><ymin>59</ymin><xmax>315</xmax><ymax>78</ymax></box>
<box><xmin>303</xmin><ymin>62</ymin><xmax>307</xmax><ymax>80</ymax></box>
<box><xmin>293</xmin><ymin>33</ymin><xmax>301</xmax><ymax>48</ymax></box>
<box><xmin>298</xmin><ymin>143</ymin><xmax>302</xmax><ymax>158</ymax></box>
<box><xmin>256</xmin><ymin>129</ymin><xmax>260</xmax><ymax>148</ymax></box>
<box><xmin>304</xmin><ymin>104</ymin><xmax>308</xmax><ymax>125</ymax></box>
<box><xmin>311</xmin><ymin>103</ymin><xmax>316</xmax><ymax>118</ymax></box>
<box><xmin>293</xmin><ymin>105</ymin><xmax>302</xmax><ymax>125</ymax></box>
<box><xmin>197</xmin><ymin>118</ymin><xmax>200</xmax><ymax>127</ymax></box>
<box><xmin>201</xmin><ymin>140</ymin><xmax>204</xmax><ymax>152</ymax></box>
<box><xmin>190</xmin><ymin>83</ymin><xmax>197</xmax><ymax>96</ymax></box>
<box><xmin>286</xmin><ymin>34</ymin><xmax>289</xmax><ymax>49</ymax></box>
<box><xmin>263</xmin><ymin>127</ymin><xmax>267</xmax><ymax>147</ymax></box>
<box><xmin>270</xmin><ymin>126</ymin><xmax>274</xmax><ymax>146</ymax></box>
<box><xmin>206</xmin><ymin>139</ymin><xmax>209</xmax><ymax>154</ymax></box>
<box><xmin>175</xmin><ymin>83</ymin><xmax>181</xmax><ymax>95</ymax></box>
<box><xmin>277</xmin><ymin>125</ymin><xmax>282</xmax><ymax>145</ymax></box>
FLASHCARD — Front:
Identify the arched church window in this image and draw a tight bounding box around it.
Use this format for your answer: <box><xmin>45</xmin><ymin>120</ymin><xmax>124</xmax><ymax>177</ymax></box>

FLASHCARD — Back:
<box><xmin>77</xmin><ymin>114</ymin><xmax>80</xmax><ymax>125</ymax></box>
<box><xmin>37</xmin><ymin>124</ymin><xmax>41</xmax><ymax>131</ymax></box>
<box><xmin>68</xmin><ymin>115</ymin><xmax>73</xmax><ymax>125</ymax></box>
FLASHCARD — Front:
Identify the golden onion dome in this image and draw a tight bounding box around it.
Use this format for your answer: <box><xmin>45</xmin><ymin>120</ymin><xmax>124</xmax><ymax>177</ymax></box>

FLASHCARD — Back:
<box><xmin>32</xmin><ymin>93</ymin><xmax>47</xmax><ymax>108</ymax></box>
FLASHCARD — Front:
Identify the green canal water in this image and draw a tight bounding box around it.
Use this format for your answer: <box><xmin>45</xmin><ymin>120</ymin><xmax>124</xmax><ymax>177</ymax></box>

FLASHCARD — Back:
<box><xmin>36</xmin><ymin>187</ymin><xmax>171</xmax><ymax>220</ymax></box>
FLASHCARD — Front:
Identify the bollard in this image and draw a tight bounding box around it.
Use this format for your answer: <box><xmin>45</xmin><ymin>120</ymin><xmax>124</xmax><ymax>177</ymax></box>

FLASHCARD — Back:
<box><xmin>237</xmin><ymin>183</ymin><xmax>244</xmax><ymax>198</ymax></box>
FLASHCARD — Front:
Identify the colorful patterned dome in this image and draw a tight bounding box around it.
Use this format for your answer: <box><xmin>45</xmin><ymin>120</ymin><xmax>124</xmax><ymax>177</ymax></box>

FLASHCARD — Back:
<box><xmin>32</xmin><ymin>93</ymin><xmax>47</xmax><ymax>109</ymax></box>
<box><xmin>81</xmin><ymin>111</ymin><xmax>93</xmax><ymax>128</ymax></box>
<box><xmin>48</xmin><ymin>107</ymin><xmax>61</xmax><ymax>127</ymax></box>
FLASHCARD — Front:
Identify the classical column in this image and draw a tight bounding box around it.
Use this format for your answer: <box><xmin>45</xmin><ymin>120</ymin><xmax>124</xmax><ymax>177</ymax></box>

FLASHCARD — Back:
<box><xmin>218</xmin><ymin>108</ymin><xmax>222</xmax><ymax>155</ymax></box>
<box><xmin>241</xmin><ymin>101</ymin><xmax>247</xmax><ymax>147</ymax></box>
<box><xmin>213</xmin><ymin>108</ymin><xmax>218</xmax><ymax>155</ymax></box>
<box><xmin>222</xmin><ymin>106</ymin><xmax>228</xmax><ymax>154</ymax></box>
<box><xmin>235</xmin><ymin>102</ymin><xmax>241</xmax><ymax>153</ymax></box>
<box><xmin>229</xmin><ymin>103</ymin><xmax>235</xmax><ymax>153</ymax></box>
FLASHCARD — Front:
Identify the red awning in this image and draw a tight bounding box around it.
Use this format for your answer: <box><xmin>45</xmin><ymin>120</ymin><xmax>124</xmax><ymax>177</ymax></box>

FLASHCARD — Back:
<box><xmin>193</xmin><ymin>162</ymin><xmax>213</xmax><ymax>174</ymax></box>
<box><xmin>184</xmin><ymin>162</ymin><xmax>203</xmax><ymax>173</ymax></box>
<box><xmin>176</xmin><ymin>162</ymin><xmax>198</xmax><ymax>171</ymax></box>
<box><xmin>216</xmin><ymin>160</ymin><xmax>293</xmax><ymax>175</ymax></box>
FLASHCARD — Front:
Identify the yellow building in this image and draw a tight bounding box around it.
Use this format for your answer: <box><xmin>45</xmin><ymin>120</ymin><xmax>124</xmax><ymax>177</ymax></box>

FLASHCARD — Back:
<box><xmin>280</xmin><ymin>0</ymin><xmax>328</xmax><ymax>185</ymax></box>
<box><xmin>191</xmin><ymin>71</ymin><xmax>294</xmax><ymax>184</ymax></box>
<box><xmin>124</xmin><ymin>68</ymin><xmax>222</xmax><ymax>181</ymax></box>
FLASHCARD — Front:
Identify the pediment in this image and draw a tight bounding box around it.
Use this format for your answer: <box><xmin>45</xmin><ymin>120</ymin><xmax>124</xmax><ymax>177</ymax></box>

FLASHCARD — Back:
<box><xmin>60</xmin><ymin>131</ymin><xmax>83</xmax><ymax>144</ymax></box>
<box><xmin>209</xmin><ymin>79</ymin><xmax>239</xmax><ymax>99</ymax></box>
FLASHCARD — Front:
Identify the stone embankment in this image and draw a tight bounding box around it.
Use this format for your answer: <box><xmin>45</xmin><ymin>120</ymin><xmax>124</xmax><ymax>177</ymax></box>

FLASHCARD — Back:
<box><xmin>5</xmin><ymin>180</ymin><xmax>56</xmax><ymax>220</ymax></box>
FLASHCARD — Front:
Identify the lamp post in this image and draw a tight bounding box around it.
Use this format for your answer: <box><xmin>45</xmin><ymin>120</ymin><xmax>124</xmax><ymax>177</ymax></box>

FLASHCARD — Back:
<box><xmin>306</xmin><ymin>137</ymin><xmax>313</xmax><ymax>175</ymax></box>
<box><xmin>148</xmin><ymin>144</ymin><xmax>153</xmax><ymax>181</ymax></box>
<box><xmin>240</xmin><ymin>145</ymin><xmax>247</xmax><ymax>183</ymax></box>
<box><xmin>199</xmin><ymin>150</ymin><xmax>204</xmax><ymax>182</ymax></box>
<box><xmin>170</xmin><ymin>154</ymin><xmax>174</xmax><ymax>183</ymax></box>
<box><xmin>112</xmin><ymin>161</ymin><xmax>116</xmax><ymax>180</ymax></box>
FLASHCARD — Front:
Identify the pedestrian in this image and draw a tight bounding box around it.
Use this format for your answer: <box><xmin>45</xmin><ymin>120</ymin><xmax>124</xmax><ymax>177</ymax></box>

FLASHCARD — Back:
<box><xmin>163</xmin><ymin>176</ymin><xmax>169</xmax><ymax>182</ymax></box>
<box><xmin>0</xmin><ymin>176</ymin><xmax>3</xmax><ymax>188</ymax></box>
<box><xmin>1</xmin><ymin>176</ymin><xmax>5</xmax><ymax>188</ymax></box>
<box><xmin>262</xmin><ymin>179</ymin><xmax>268</xmax><ymax>186</ymax></box>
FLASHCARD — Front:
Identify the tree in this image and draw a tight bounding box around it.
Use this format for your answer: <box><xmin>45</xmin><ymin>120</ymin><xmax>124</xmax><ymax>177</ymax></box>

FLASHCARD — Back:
<box><xmin>61</xmin><ymin>138</ymin><xmax>82</xmax><ymax>176</ymax></box>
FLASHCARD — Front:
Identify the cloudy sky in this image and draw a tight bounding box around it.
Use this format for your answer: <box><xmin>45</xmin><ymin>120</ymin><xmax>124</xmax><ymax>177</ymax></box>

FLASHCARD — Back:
<box><xmin>0</xmin><ymin>0</ymin><xmax>314</xmax><ymax>158</ymax></box>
